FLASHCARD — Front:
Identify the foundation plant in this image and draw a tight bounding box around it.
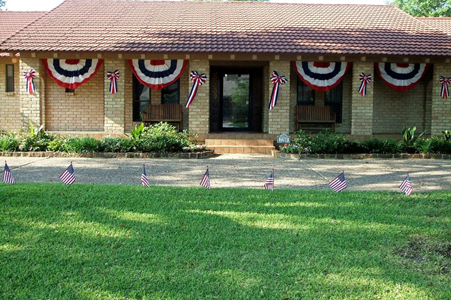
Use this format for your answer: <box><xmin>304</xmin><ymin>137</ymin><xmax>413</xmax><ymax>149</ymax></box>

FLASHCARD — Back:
<box><xmin>0</xmin><ymin>122</ymin><xmax>201</xmax><ymax>154</ymax></box>
<box><xmin>281</xmin><ymin>128</ymin><xmax>451</xmax><ymax>155</ymax></box>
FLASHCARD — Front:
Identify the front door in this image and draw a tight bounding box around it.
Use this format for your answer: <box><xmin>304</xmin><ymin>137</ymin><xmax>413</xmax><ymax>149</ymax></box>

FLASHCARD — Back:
<box><xmin>210</xmin><ymin>67</ymin><xmax>262</xmax><ymax>132</ymax></box>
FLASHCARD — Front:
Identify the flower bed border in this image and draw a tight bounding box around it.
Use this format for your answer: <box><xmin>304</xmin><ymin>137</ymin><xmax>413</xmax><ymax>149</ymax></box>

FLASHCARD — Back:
<box><xmin>0</xmin><ymin>150</ymin><xmax>215</xmax><ymax>159</ymax></box>
<box><xmin>272</xmin><ymin>150</ymin><xmax>451</xmax><ymax>160</ymax></box>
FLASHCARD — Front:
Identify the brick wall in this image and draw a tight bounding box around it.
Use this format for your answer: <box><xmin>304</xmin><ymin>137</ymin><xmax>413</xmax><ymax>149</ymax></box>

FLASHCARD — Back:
<box><xmin>45</xmin><ymin>60</ymin><xmax>104</xmax><ymax>131</ymax></box>
<box><xmin>19</xmin><ymin>57</ymin><xmax>42</xmax><ymax>130</ymax></box>
<box><xmin>188</xmin><ymin>59</ymin><xmax>210</xmax><ymax>134</ymax></box>
<box><xmin>0</xmin><ymin>59</ymin><xmax>21</xmax><ymax>131</ymax></box>
<box><xmin>373</xmin><ymin>71</ymin><xmax>430</xmax><ymax>134</ymax></box>
<box><xmin>268</xmin><ymin>61</ymin><xmax>291</xmax><ymax>134</ymax></box>
<box><xmin>104</xmin><ymin>59</ymin><xmax>125</xmax><ymax>134</ymax></box>
<box><xmin>431</xmin><ymin>63</ymin><xmax>451</xmax><ymax>135</ymax></box>
<box><xmin>351</xmin><ymin>62</ymin><xmax>374</xmax><ymax>136</ymax></box>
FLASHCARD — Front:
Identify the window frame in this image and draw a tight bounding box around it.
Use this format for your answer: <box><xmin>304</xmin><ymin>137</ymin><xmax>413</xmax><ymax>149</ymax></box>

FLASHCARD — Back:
<box><xmin>6</xmin><ymin>64</ymin><xmax>14</xmax><ymax>93</ymax></box>
<box><xmin>296</xmin><ymin>77</ymin><xmax>315</xmax><ymax>106</ymax></box>
<box><xmin>324</xmin><ymin>81</ymin><xmax>343</xmax><ymax>123</ymax></box>
<box><xmin>132</xmin><ymin>76</ymin><xmax>151</xmax><ymax>122</ymax></box>
<box><xmin>161</xmin><ymin>79</ymin><xmax>180</xmax><ymax>105</ymax></box>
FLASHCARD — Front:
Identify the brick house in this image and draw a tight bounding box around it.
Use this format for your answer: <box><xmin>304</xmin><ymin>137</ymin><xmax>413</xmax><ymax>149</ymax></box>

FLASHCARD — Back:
<box><xmin>1</xmin><ymin>0</ymin><xmax>451</xmax><ymax>153</ymax></box>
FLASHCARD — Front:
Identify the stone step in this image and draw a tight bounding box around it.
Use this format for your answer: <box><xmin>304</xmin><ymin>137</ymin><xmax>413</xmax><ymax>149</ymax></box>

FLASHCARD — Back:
<box><xmin>205</xmin><ymin>139</ymin><xmax>275</xmax><ymax>154</ymax></box>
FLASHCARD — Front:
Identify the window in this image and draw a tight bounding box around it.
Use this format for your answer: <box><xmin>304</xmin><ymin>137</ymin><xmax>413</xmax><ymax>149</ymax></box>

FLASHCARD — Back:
<box><xmin>297</xmin><ymin>77</ymin><xmax>315</xmax><ymax>105</ymax></box>
<box><xmin>133</xmin><ymin>77</ymin><xmax>151</xmax><ymax>121</ymax></box>
<box><xmin>324</xmin><ymin>81</ymin><xmax>343</xmax><ymax>123</ymax></box>
<box><xmin>6</xmin><ymin>65</ymin><xmax>14</xmax><ymax>92</ymax></box>
<box><xmin>161</xmin><ymin>79</ymin><xmax>180</xmax><ymax>104</ymax></box>
<box><xmin>65</xmin><ymin>88</ymin><xmax>75</xmax><ymax>93</ymax></box>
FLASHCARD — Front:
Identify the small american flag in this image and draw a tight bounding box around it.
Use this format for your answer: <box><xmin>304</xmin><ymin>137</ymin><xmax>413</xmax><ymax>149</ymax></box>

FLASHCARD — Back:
<box><xmin>141</xmin><ymin>164</ymin><xmax>150</xmax><ymax>187</ymax></box>
<box><xmin>264</xmin><ymin>169</ymin><xmax>274</xmax><ymax>190</ymax></box>
<box><xmin>60</xmin><ymin>163</ymin><xmax>76</xmax><ymax>185</ymax></box>
<box><xmin>399</xmin><ymin>172</ymin><xmax>412</xmax><ymax>195</ymax></box>
<box><xmin>200</xmin><ymin>166</ymin><xmax>211</xmax><ymax>189</ymax></box>
<box><xmin>329</xmin><ymin>171</ymin><xmax>347</xmax><ymax>192</ymax></box>
<box><xmin>2</xmin><ymin>161</ymin><xmax>15</xmax><ymax>184</ymax></box>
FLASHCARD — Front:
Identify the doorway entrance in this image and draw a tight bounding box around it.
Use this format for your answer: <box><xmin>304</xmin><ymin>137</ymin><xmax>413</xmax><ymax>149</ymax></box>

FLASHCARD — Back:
<box><xmin>210</xmin><ymin>67</ymin><xmax>263</xmax><ymax>132</ymax></box>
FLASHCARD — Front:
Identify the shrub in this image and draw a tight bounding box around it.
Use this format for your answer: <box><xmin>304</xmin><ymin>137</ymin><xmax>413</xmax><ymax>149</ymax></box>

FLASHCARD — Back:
<box><xmin>19</xmin><ymin>123</ymin><xmax>55</xmax><ymax>151</ymax></box>
<box><xmin>63</xmin><ymin>136</ymin><xmax>101</xmax><ymax>153</ymax></box>
<box><xmin>309</xmin><ymin>129</ymin><xmax>348</xmax><ymax>154</ymax></box>
<box><xmin>131</xmin><ymin>122</ymin><xmax>195</xmax><ymax>153</ymax></box>
<box><xmin>47</xmin><ymin>136</ymin><xmax>66</xmax><ymax>152</ymax></box>
<box><xmin>100</xmin><ymin>136</ymin><xmax>132</xmax><ymax>153</ymax></box>
<box><xmin>0</xmin><ymin>131</ymin><xmax>20</xmax><ymax>151</ymax></box>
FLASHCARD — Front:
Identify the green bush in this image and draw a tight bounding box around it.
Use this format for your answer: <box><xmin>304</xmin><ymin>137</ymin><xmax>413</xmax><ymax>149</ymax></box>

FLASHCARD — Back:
<box><xmin>0</xmin><ymin>131</ymin><xmax>20</xmax><ymax>151</ymax></box>
<box><xmin>47</xmin><ymin>136</ymin><xmax>66</xmax><ymax>152</ymax></box>
<box><xmin>309</xmin><ymin>130</ymin><xmax>348</xmax><ymax>154</ymax></box>
<box><xmin>132</xmin><ymin>122</ymin><xmax>194</xmax><ymax>153</ymax></box>
<box><xmin>63</xmin><ymin>136</ymin><xmax>101</xmax><ymax>153</ymax></box>
<box><xmin>100</xmin><ymin>136</ymin><xmax>132</xmax><ymax>153</ymax></box>
<box><xmin>19</xmin><ymin>123</ymin><xmax>55</xmax><ymax>151</ymax></box>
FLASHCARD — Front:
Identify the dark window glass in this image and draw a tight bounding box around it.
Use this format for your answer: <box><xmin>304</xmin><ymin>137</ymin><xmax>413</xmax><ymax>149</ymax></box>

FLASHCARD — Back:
<box><xmin>161</xmin><ymin>80</ymin><xmax>180</xmax><ymax>104</ymax></box>
<box><xmin>6</xmin><ymin>65</ymin><xmax>14</xmax><ymax>92</ymax></box>
<box><xmin>324</xmin><ymin>81</ymin><xmax>343</xmax><ymax>123</ymax></box>
<box><xmin>297</xmin><ymin>77</ymin><xmax>315</xmax><ymax>105</ymax></box>
<box><xmin>133</xmin><ymin>76</ymin><xmax>151</xmax><ymax>121</ymax></box>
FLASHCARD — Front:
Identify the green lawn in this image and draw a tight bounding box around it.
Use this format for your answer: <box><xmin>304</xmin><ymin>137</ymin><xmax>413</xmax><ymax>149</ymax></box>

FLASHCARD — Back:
<box><xmin>1</xmin><ymin>184</ymin><xmax>450</xmax><ymax>299</ymax></box>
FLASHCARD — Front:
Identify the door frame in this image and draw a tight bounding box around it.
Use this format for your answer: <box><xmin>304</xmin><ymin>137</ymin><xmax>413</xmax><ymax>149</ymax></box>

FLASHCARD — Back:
<box><xmin>210</xmin><ymin>66</ymin><xmax>263</xmax><ymax>132</ymax></box>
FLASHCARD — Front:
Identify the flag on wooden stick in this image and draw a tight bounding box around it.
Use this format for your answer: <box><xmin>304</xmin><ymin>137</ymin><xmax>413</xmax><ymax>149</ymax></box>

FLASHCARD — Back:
<box><xmin>60</xmin><ymin>162</ymin><xmax>76</xmax><ymax>185</ymax></box>
<box><xmin>141</xmin><ymin>164</ymin><xmax>150</xmax><ymax>187</ymax></box>
<box><xmin>329</xmin><ymin>170</ymin><xmax>347</xmax><ymax>192</ymax></box>
<box><xmin>399</xmin><ymin>172</ymin><xmax>412</xmax><ymax>195</ymax></box>
<box><xmin>264</xmin><ymin>168</ymin><xmax>274</xmax><ymax>190</ymax></box>
<box><xmin>200</xmin><ymin>166</ymin><xmax>211</xmax><ymax>189</ymax></box>
<box><xmin>2</xmin><ymin>161</ymin><xmax>15</xmax><ymax>184</ymax></box>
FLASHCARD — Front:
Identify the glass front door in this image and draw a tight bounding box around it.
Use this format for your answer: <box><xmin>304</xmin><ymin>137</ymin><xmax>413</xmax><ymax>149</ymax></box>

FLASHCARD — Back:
<box><xmin>222</xmin><ymin>73</ymin><xmax>250</xmax><ymax>129</ymax></box>
<box><xmin>210</xmin><ymin>67</ymin><xmax>262</xmax><ymax>132</ymax></box>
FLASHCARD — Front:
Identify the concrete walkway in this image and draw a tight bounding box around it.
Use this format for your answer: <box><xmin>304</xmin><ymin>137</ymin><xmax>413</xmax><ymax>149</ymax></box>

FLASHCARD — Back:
<box><xmin>2</xmin><ymin>154</ymin><xmax>451</xmax><ymax>192</ymax></box>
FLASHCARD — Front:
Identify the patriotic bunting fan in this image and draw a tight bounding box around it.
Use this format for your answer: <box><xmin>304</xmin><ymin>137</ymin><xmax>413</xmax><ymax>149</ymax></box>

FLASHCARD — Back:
<box><xmin>129</xmin><ymin>59</ymin><xmax>187</xmax><ymax>90</ymax></box>
<box><xmin>292</xmin><ymin>61</ymin><xmax>351</xmax><ymax>92</ymax></box>
<box><xmin>375</xmin><ymin>63</ymin><xmax>429</xmax><ymax>92</ymax></box>
<box><xmin>440</xmin><ymin>76</ymin><xmax>450</xmax><ymax>99</ymax></box>
<box><xmin>23</xmin><ymin>69</ymin><xmax>36</xmax><ymax>94</ymax></box>
<box><xmin>42</xmin><ymin>59</ymin><xmax>103</xmax><ymax>89</ymax></box>
<box><xmin>268</xmin><ymin>71</ymin><xmax>287</xmax><ymax>110</ymax></box>
<box><xmin>186</xmin><ymin>71</ymin><xmax>207</xmax><ymax>108</ymax></box>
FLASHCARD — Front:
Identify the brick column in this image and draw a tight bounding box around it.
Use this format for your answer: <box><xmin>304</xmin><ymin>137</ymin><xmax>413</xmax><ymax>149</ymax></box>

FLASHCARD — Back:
<box><xmin>431</xmin><ymin>63</ymin><xmax>451</xmax><ymax>135</ymax></box>
<box><xmin>19</xmin><ymin>57</ymin><xmax>43</xmax><ymax>130</ymax></box>
<box><xmin>351</xmin><ymin>61</ymin><xmax>374</xmax><ymax>136</ymax></box>
<box><xmin>268</xmin><ymin>61</ymin><xmax>291</xmax><ymax>134</ymax></box>
<box><xmin>188</xmin><ymin>59</ymin><xmax>209</xmax><ymax>134</ymax></box>
<box><xmin>104</xmin><ymin>59</ymin><xmax>126</xmax><ymax>134</ymax></box>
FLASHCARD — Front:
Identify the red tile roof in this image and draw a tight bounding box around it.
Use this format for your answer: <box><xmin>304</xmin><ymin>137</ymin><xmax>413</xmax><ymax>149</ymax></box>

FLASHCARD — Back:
<box><xmin>417</xmin><ymin>17</ymin><xmax>451</xmax><ymax>36</ymax></box>
<box><xmin>1</xmin><ymin>0</ymin><xmax>451</xmax><ymax>57</ymax></box>
<box><xmin>0</xmin><ymin>11</ymin><xmax>46</xmax><ymax>42</ymax></box>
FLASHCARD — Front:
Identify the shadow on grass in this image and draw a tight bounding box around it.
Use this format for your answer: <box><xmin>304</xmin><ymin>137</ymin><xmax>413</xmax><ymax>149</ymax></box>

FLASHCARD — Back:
<box><xmin>1</xmin><ymin>184</ymin><xmax>451</xmax><ymax>299</ymax></box>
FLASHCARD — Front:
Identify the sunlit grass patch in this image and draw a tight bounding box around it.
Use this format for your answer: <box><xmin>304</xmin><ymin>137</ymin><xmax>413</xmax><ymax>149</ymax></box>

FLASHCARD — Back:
<box><xmin>1</xmin><ymin>184</ymin><xmax>450</xmax><ymax>299</ymax></box>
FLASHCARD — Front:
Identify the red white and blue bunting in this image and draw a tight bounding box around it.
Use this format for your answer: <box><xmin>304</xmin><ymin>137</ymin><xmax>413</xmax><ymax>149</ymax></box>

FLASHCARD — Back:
<box><xmin>292</xmin><ymin>61</ymin><xmax>351</xmax><ymax>92</ymax></box>
<box><xmin>42</xmin><ymin>59</ymin><xmax>103</xmax><ymax>89</ymax></box>
<box><xmin>185</xmin><ymin>71</ymin><xmax>206</xmax><ymax>109</ymax></box>
<box><xmin>23</xmin><ymin>69</ymin><xmax>36</xmax><ymax>94</ymax></box>
<box><xmin>439</xmin><ymin>76</ymin><xmax>450</xmax><ymax>99</ymax></box>
<box><xmin>128</xmin><ymin>59</ymin><xmax>187</xmax><ymax>90</ymax></box>
<box><xmin>375</xmin><ymin>63</ymin><xmax>429</xmax><ymax>92</ymax></box>
<box><xmin>268</xmin><ymin>71</ymin><xmax>287</xmax><ymax>110</ymax></box>
<box><xmin>358</xmin><ymin>73</ymin><xmax>372</xmax><ymax>96</ymax></box>
<box><xmin>107</xmin><ymin>70</ymin><xmax>120</xmax><ymax>94</ymax></box>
